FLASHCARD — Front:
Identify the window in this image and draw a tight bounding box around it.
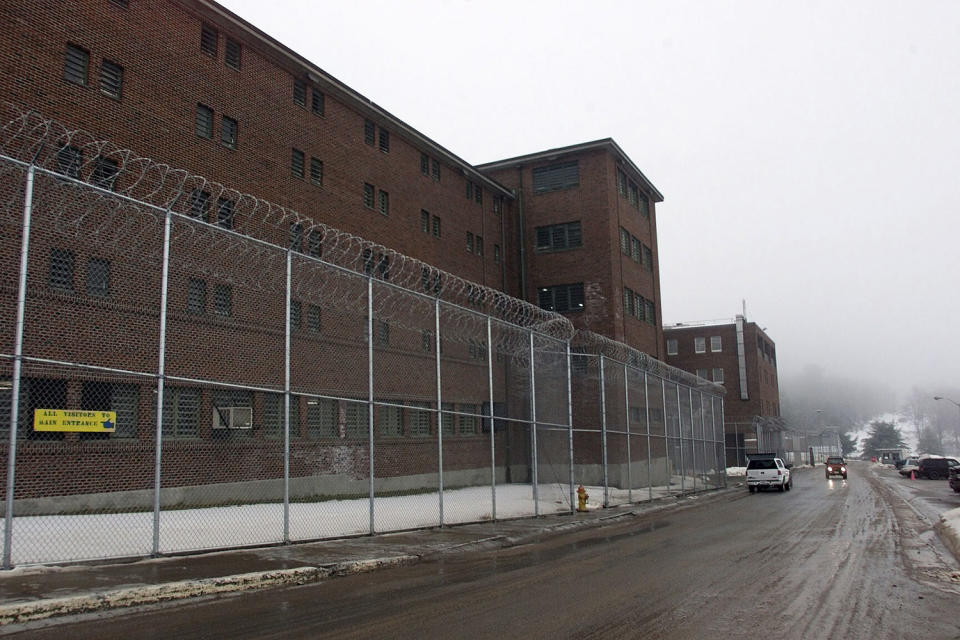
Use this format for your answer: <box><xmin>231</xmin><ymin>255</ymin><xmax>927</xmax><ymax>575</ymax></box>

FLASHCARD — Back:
<box><xmin>645</xmin><ymin>299</ymin><xmax>655</xmax><ymax>325</ymax></box>
<box><xmin>634</xmin><ymin>292</ymin><xmax>645</xmax><ymax>320</ymax></box>
<box><xmin>306</xmin><ymin>399</ymin><xmax>337</xmax><ymax>439</ymax></box>
<box><xmin>712</xmin><ymin>368</ymin><xmax>724</xmax><ymax>383</ymax></box>
<box><xmin>537</xmin><ymin>283</ymin><xmax>585</xmax><ymax>313</ymax></box>
<box><xmin>639</xmin><ymin>192</ymin><xmax>650</xmax><ymax>218</ymax></box>
<box><xmin>378</xmin><ymin>404</ymin><xmax>402</xmax><ymax>437</ymax></box>
<box><xmin>535</xmin><ymin>221</ymin><xmax>582</xmax><ymax>252</ymax></box>
<box><xmin>420</xmin><ymin>153</ymin><xmax>430</xmax><ymax>175</ymax></box>
<box><xmin>695</xmin><ymin>337</ymin><xmax>706</xmax><ymax>353</ymax></box>
<box><xmin>363</xmin><ymin>183</ymin><xmax>375</xmax><ymax>209</ymax></box>
<box><xmin>63</xmin><ymin>44</ymin><xmax>89</xmax><ymax>85</ymax></box>
<box><xmin>475</xmin><ymin>186</ymin><xmax>482</xmax><ymax>205</ymax></box>
<box><xmin>364</xmin><ymin>119</ymin><xmax>375</xmax><ymax>146</ymax></box>
<box><xmin>293</xmin><ymin>79</ymin><xmax>306</xmax><ymax>107</ymax></box>
<box><xmin>187</xmin><ymin>278</ymin><xmax>206</xmax><ymax>314</ymax></box>
<box><xmin>311</xmin><ymin>89</ymin><xmax>324</xmax><ymax>116</ymax></box>
<box><xmin>189</xmin><ymin>189</ymin><xmax>209</xmax><ymax>219</ymax></box>
<box><xmin>80</xmin><ymin>381</ymin><xmax>138</xmax><ymax>438</ymax></box>
<box><xmin>214</xmin><ymin>284</ymin><xmax>231</xmax><ymax>316</ymax></box>
<box><xmin>493</xmin><ymin>196</ymin><xmax>502</xmax><ymax>214</ymax></box>
<box><xmin>666</xmin><ymin>339</ymin><xmax>678</xmax><ymax>356</ymax></box>
<box><xmin>309</xmin><ymin>157</ymin><xmax>323</xmax><ymax>186</ymax></box>
<box><xmin>421</xmin><ymin>268</ymin><xmax>441</xmax><ymax>295</ymax></box>
<box><xmin>466</xmin><ymin>181</ymin><xmax>473</xmax><ymax>200</ymax></box>
<box><xmin>624</xmin><ymin>287</ymin><xmax>634</xmax><ymax>317</ymax></box>
<box><xmin>432</xmin><ymin>159</ymin><xmax>440</xmax><ymax>182</ymax></box>
<box><xmin>307</xmin><ymin>304</ymin><xmax>321</xmax><ymax>332</ymax></box>
<box><xmin>56</xmin><ymin>146</ymin><xmax>82</xmax><ymax>178</ymax></box>
<box><xmin>616</xmin><ymin>169</ymin><xmax>627</xmax><ymax>198</ymax></box>
<box><xmin>216</xmin><ymin>198</ymin><xmax>234</xmax><ymax>229</ymax></box>
<box><xmin>263</xmin><ymin>393</ymin><xmax>298</xmax><ymax>439</ymax></box>
<box><xmin>407</xmin><ymin>402</ymin><xmax>431</xmax><ymax>437</ymax></box>
<box><xmin>630</xmin><ymin>237</ymin><xmax>641</xmax><ymax>263</ymax></box>
<box><xmin>619</xmin><ymin>227</ymin><xmax>630</xmax><ymax>255</ymax></box>
<box><xmin>494</xmin><ymin>244</ymin><xmax>501</xmax><ymax>263</ymax></box>
<box><xmin>475</xmin><ymin>236</ymin><xmax>484</xmax><ymax>256</ymax></box>
<box><xmin>376</xmin><ymin>254</ymin><xmax>390</xmax><ymax>280</ymax></box>
<box><xmin>345</xmin><ymin>401</ymin><xmax>368</xmax><ymax>437</ymax></box>
<box><xmin>200</xmin><ymin>23</ymin><xmax>218</xmax><ymax>57</ymax></box>
<box><xmin>432</xmin><ymin>215</ymin><xmax>441</xmax><ymax>238</ymax></box>
<box><xmin>195</xmin><ymin>104</ymin><xmax>213</xmax><ymax>139</ymax></box>
<box><xmin>211</xmin><ymin>389</ymin><xmax>252</xmax><ymax>434</ymax></box>
<box><xmin>642</xmin><ymin>245</ymin><xmax>653</xmax><ymax>271</ymax></box>
<box><xmin>291</xmin><ymin>148</ymin><xmax>304</xmax><ymax>179</ymax></box>
<box><xmin>628</xmin><ymin>181</ymin><xmax>640</xmax><ymax>208</ymax></box>
<box><xmin>99</xmin><ymin>60</ymin><xmax>123</xmax><ymax>98</ymax></box>
<box><xmin>49</xmin><ymin>249</ymin><xmax>75</xmax><ymax>291</ymax></box>
<box><xmin>459</xmin><ymin>404</ymin><xmax>479</xmax><ymax>435</ymax></box>
<box><xmin>420</xmin><ymin>210</ymin><xmax>430</xmax><ymax>233</ymax></box>
<box><xmin>466</xmin><ymin>231</ymin><xmax>474</xmax><ymax>253</ymax></box>
<box><xmin>220</xmin><ymin>116</ymin><xmax>237</xmax><ymax>148</ymax></box>
<box><xmin>225</xmin><ymin>38</ymin><xmax>241</xmax><ymax>70</ymax></box>
<box><xmin>378</xmin><ymin>128</ymin><xmax>390</xmax><ymax>153</ymax></box>
<box><xmin>532</xmin><ymin>160</ymin><xmax>579</xmax><ymax>193</ymax></box>
<box><xmin>710</xmin><ymin>336</ymin><xmax>722</xmax><ymax>352</ymax></box>
<box><xmin>162</xmin><ymin>387</ymin><xmax>200</xmax><ymax>438</ymax></box>
<box><xmin>441</xmin><ymin>402</ymin><xmax>455</xmax><ymax>436</ymax></box>
<box><xmin>378</xmin><ymin>189</ymin><xmax>389</xmax><ymax>215</ymax></box>
<box><xmin>421</xmin><ymin>330</ymin><xmax>433</xmax><ymax>352</ymax></box>
<box><xmin>376</xmin><ymin>320</ymin><xmax>389</xmax><ymax>346</ymax></box>
<box><xmin>307</xmin><ymin>229</ymin><xmax>322</xmax><ymax>257</ymax></box>
<box><xmin>290</xmin><ymin>300</ymin><xmax>301</xmax><ymax>330</ymax></box>
<box><xmin>86</xmin><ymin>257</ymin><xmax>110</xmax><ymax>296</ymax></box>
<box><xmin>91</xmin><ymin>156</ymin><xmax>118</xmax><ymax>190</ymax></box>
<box><xmin>362</xmin><ymin>249</ymin><xmax>374</xmax><ymax>276</ymax></box>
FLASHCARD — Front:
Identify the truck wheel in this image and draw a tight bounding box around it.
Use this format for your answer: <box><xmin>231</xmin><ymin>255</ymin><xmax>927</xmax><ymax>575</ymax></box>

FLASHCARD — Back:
<box><xmin>748</xmin><ymin>486</ymin><xmax>755</xmax><ymax>493</ymax></box>
<box><xmin>778</xmin><ymin>483</ymin><xmax>784</xmax><ymax>492</ymax></box>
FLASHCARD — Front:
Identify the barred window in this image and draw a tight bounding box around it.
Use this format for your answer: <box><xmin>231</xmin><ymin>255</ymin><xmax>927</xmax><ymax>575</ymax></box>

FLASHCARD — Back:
<box><xmin>619</xmin><ymin>227</ymin><xmax>630</xmax><ymax>255</ymax></box>
<box><xmin>432</xmin><ymin>215</ymin><xmax>441</xmax><ymax>238</ymax></box>
<box><xmin>306</xmin><ymin>398</ymin><xmax>337</xmax><ymax>438</ymax></box>
<box><xmin>407</xmin><ymin>401</ymin><xmax>431</xmax><ymax>437</ymax></box>
<box><xmin>421</xmin><ymin>329</ymin><xmax>433</xmax><ymax>352</ymax></box>
<box><xmin>378</xmin><ymin>189</ymin><xmax>389</xmax><ymax>215</ymax></box>
<box><xmin>642</xmin><ymin>245</ymin><xmax>653</xmax><ymax>271</ymax></box>
<box><xmin>291</xmin><ymin>148</ymin><xmax>304</xmax><ymax>178</ymax></box>
<box><xmin>363</xmin><ymin>183</ymin><xmax>375</xmax><ymax>209</ymax></box>
<box><xmin>162</xmin><ymin>386</ymin><xmax>200</xmax><ymax>438</ymax></box>
<box><xmin>263</xmin><ymin>392</ymin><xmax>299</xmax><ymax>439</ymax></box>
<box><xmin>49</xmin><ymin>249</ymin><xmax>75</xmax><ymax>291</ymax></box>
<box><xmin>532</xmin><ymin>161</ymin><xmax>578</xmax><ymax>193</ymax></box>
<box><xmin>220</xmin><ymin>116</ymin><xmax>237</xmax><ymax>148</ymax></box>
<box><xmin>378</xmin><ymin>403</ymin><xmax>402</xmax><ymax>437</ymax></box>
<box><xmin>293</xmin><ymin>79</ymin><xmax>306</xmax><ymax>107</ymax></box>
<box><xmin>214</xmin><ymin>284</ymin><xmax>232</xmax><ymax>316</ymax></box>
<box><xmin>645</xmin><ymin>299</ymin><xmax>656</xmax><ymax>325</ymax></box>
<box><xmin>378</xmin><ymin>128</ymin><xmax>390</xmax><ymax>153</ymax></box>
<box><xmin>63</xmin><ymin>44</ymin><xmax>89</xmax><ymax>85</ymax></box>
<box><xmin>56</xmin><ymin>146</ymin><xmax>82</xmax><ymax>178</ymax></box>
<box><xmin>616</xmin><ymin>169</ymin><xmax>627</xmax><ymax>197</ymax></box>
<box><xmin>216</xmin><ymin>198</ymin><xmax>234</xmax><ymax>229</ymax></box>
<box><xmin>376</xmin><ymin>320</ymin><xmax>389</xmax><ymax>346</ymax></box>
<box><xmin>624</xmin><ymin>287</ymin><xmax>633</xmax><ymax>317</ymax></box>
<box><xmin>189</xmin><ymin>189</ymin><xmax>209</xmax><ymax>218</ymax></box>
<box><xmin>311</xmin><ymin>89</ymin><xmax>324</xmax><ymax>116</ymax></box>
<box><xmin>289</xmin><ymin>300</ymin><xmax>301</xmax><ymax>330</ymax></box>
<box><xmin>441</xmin><ymin>402</ymin><xmax>455</xmax><ymax>436</ymax></box>
<box><xmin>629</xmin><ymin>181</ymin><xmax>639</xmax><ymax>208</ymax></box>
<box><xmin>420</xmin><ymin>153</ymin><xmax>429</xmax><ymax>176</ymax></box>
<box><xmin>431</xmin><ymin>159</ymin><xmax>440</xmax><ymax>182</ymax></box>
<box><xmin>537</xmin><ymin>283</ymin><xmax>585</xmax><ymax>313</ymax></box>
<box><xmin>99</xmin><ymin>60</ymin><xmax>123</xmax><ymax>99</ymax></box>
<box><xmin>639</xmin><ymin>192</ymin><xmax>650</xmax><ymax>218</ymax></box>
<box><xmin>80</xmin><ymin>381</ymin><xmax>138</xmax><ymax>439</ymax></box>
<box><xmin>466</xmin><ymin>181</ymin><xmax>473</xmax><ymax>200</ymax></box>
<box><xmin>364</xmin><ymin>120</ymin><xmax>375</xmax><ymax>146</ymax></box>
<box><xmin>309</xmin><ymin>157</ymin><xmax>323</xmax><ymax>186</ymax></box>
<box><xmin>420</xmin><ymin>209</ymin><xmax>430</xmax><ymax>233</ymax></box>
<box><xmin>475</xmin><ymin>236</ymin><xmax>483</xmax><ymax>256</ymax></box>
<box><xmin>475</xmin><ymin>185</ymin><xmax>482</xmax><ymax>204</ymax></box>
<box><xmin>225</xmin><ymin>38</ymin><xmax>241</xmax><ymax>70</ymax></box>
<box><xmin>344</xmin><ymin>401</ymin><xmax>368</xmax><ymax>439</ymax></box>
<box><xmin>187</xmin><ymin>278</ymin><xmax>206</xmax><ymax>314</ymax></box>
<box><xmin>307</xmin><ymin>229</ymin><xmax>322</xmax><ymax>257</ymax></box>
<box><xmin>196</xmin><ymin>104</ymin><xmax>213</xmax><ymax>139</ymax></box>
<box><xmin>459</xmin><ymin>404</ymin><xmax>479</xmax><ymax>435</ymax></box>
<box><xmin>200</xmin><ymin>23</ymin><xmax>218</xmax><ymax>57</ymax></box>
<box><xmin>466</xmin><ymin>231</ymin><xmax>474</xmax><ymax>253</ymax></box>
<box><xmin>86</xmin><ymin>257</ymin><xmax>110</xmax><ymax>296</ymax></box>
<box><xmin>666</xmin><ymin>339</ymin><xmax>678</xmax><ymax>356</ymax></box>
<box><xmin>307</xmin><ymin>304</ymin><xmax>321</xmax><ymax>332</ymax></box>
<box><xmin>634</xmin><ymin>292</ymin><xmax>645</xmax><ymax>320</ymax></box>
<box><xmin>631</xmin><ymin>237</ymin><xmax>641</xmax><ymax>263</ymax></box>
<box><xmin>535</xmin><ymin>221</ymin><xmax>582</xmax><ymax>252</ymax></box>
<box><xmin>91</xmin><ymin>156</ymin><xmax>118</xmax><ymax>190</ymax></box>
<box><xmin>494</xmin><ymin>244</ymin><xmax>501</xmax><ymax>264</ymax></box>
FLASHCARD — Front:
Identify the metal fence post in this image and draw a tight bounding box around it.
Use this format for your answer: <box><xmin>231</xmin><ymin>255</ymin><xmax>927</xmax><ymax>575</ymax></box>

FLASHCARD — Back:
<box><xmin>435</xmin><ymin>297</ymin><xmax>443</xmax><ymax>525</ymax></box>
<box><xmin>3</xmin><ymin>165</ymin><xmax>35</xmax><ymax>570</ymax></box>
<box><xmin>528</xmin><ymin>331</ymin><xmax>538</xmax><ymax>515</ymax></box>
<box><xmin>598</xmin><ymin>355</ymin><xmax>608</xmax><ymax>508</ymax></box>
<box><xmin>677</xmin><ymin>384</ymin><xmax>684</xmax><ymax>495</ymax></box>
<box><xmin>566</xmin><ymin>343</ymin><xmax>574</xmax><ymax>514</ymax></box>
<box><xmin>661</xmin><ymin>377</ymin><xmax>669</xmax><ymax>494</ymax></box>
<box><xmin>624</xmin><ymin>364</ymin><xmax>631</xmax><ymax>503</ymax></box>
<box><xmin>487</xmin><ymin>317</ymin><xmax>496</xmax><ymax>520</ymax></box>
<box><xmin>720</xmin><ymin>397</ymin><xmax>727</xmax><ymax>487</ymax></box>
<box><xmin>644</xmin><ymin>372</ymin><xmax>652</xmax><ymax>502</ymax></box>
<box><xmin>368</xmin><ymin>277</ymin><xmax>376</xmax><ymax>534</ymax></box>
<box><xmin>284</xmin><ymin>250</ymin><xmax>292</xmax><ymax>543</ymax></box>
<box><xmin>688</xmin><ymin>386</ymin><xmax>695</xmax><ymax>493</ymax></box>
<box><xmin>151</xmin><ymin>194</ymin><xmax>177</xmax><ymax>558</ymax></box>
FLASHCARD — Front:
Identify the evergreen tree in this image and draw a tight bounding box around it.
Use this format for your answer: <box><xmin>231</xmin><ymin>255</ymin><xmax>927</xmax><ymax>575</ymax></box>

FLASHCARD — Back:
<box><xmin>861</xmin><ymin>421</ymin><xmax>906</xmax><ymax>459</ymax></box>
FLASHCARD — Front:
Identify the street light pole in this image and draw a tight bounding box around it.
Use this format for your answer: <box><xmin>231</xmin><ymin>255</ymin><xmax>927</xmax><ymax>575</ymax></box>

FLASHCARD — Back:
<box><xmin>934</xmin><ymin>396</ymin><xmax>960</xmax><ymax>450</ymax></box>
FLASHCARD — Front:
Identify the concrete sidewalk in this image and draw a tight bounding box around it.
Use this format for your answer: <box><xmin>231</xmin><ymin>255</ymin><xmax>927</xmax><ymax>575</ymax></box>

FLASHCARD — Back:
<box><xmin>0</xmin><ymin>489</ymin><xmax>732</xmax><ymax>626</ymax></box>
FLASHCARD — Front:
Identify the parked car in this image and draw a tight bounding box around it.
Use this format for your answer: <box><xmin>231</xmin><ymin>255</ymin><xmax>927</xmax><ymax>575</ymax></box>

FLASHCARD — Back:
<box><xmin>825</xmin><ymin>456</ymin><xmax>847</xmax><ymax>479</ymax></box>
<box><xmin>949</xmin><ymin>467</ymin><xmax>960</xmax><ymax>493</ymax></box>
<box><xmin>916</xmin><ymin>457</ymin><xmax>959</xmax><ymax>480</ymax></box>
<box><xmin>898</xmin><ymin>457</ymin><xmax>920</xmax><ymax>477</ymax></box>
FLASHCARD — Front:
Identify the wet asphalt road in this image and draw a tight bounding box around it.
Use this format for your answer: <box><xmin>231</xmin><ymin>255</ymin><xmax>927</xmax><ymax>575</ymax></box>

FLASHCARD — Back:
<box><xmin>6</xmin><ymin>463</ymin><xmax>960</xmax><ymax>639</ymax></box>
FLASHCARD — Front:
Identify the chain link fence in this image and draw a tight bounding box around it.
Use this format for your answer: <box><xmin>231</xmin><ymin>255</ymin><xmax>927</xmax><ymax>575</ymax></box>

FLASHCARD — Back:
<box><xmin>724</xmin><ymin>419</ymin><xmax>842</xmax><ymax>468</ymax></box>
<box><xmin>0</xmin><ymin>107</ymin><xmax>726</xmax><ymax>567</ymax></box>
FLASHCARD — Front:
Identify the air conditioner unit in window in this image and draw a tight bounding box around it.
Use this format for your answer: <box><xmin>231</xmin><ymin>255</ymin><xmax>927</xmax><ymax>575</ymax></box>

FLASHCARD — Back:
<box><xmin>212</xmin><ymin>406</ymin><xmax>253</xmax><ymax>429</ymax></box>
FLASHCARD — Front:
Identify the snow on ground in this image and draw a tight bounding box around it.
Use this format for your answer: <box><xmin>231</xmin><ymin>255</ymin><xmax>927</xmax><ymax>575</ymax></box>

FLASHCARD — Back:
<box><xmin>938</xmin><ymin>507</ymin><xmax>960</xmax><ymax>562</ymax></box>
<box><xmin>726</xmin><ymin>467</ymin><xmax>746</xmax><ymax>477</ymax></box>
<box><xmin>1</xmin><ymin>479</ymin><xmax>717</xmax><ymax>566</ymax></box>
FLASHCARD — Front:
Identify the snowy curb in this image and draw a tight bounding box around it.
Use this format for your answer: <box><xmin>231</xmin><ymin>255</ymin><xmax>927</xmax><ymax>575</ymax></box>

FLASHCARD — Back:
<box><xmin>935</xmin><ymin>507</ymin><xmax>960</xmax><ymax>564</ymax></box>
<box><xmin>0</xmin><ymin>556</ymin><xmax>417</xmax><ymax>626</ymax></box>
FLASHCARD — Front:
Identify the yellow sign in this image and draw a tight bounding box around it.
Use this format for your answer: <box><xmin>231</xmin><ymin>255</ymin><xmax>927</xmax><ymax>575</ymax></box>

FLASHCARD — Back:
<box><xmin>33</xmin><ymin>409</ymin><xmax>117</xmax><ymax>433</ymax></box>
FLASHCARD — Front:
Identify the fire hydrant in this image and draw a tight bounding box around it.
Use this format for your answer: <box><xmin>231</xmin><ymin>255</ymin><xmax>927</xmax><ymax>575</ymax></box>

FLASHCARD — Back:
<box><xmin>576</xmin><ymin>484</ymin><xmax>589</xmax><ymax>512</ymax></box>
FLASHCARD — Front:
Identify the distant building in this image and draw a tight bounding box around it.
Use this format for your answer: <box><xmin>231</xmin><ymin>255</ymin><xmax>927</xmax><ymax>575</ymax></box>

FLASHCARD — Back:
<box><xmin>664</xmin><ymin>316</ymin><xmax>781</xmax><ymax>465</ymax></box>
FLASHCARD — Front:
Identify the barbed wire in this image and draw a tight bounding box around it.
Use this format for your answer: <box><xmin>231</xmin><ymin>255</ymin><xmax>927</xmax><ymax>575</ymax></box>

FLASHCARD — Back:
<box><xmin>0</xmin><ymin>103</ymin><xmax>574</xmax><ymax>343</ymax></box>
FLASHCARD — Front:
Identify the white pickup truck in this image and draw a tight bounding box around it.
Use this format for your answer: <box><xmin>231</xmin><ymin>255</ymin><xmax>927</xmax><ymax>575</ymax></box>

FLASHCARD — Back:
<box><xmin>746</xmin><ymin>454</ymin><xmax>792</xmax><ymax>493</ymax></box>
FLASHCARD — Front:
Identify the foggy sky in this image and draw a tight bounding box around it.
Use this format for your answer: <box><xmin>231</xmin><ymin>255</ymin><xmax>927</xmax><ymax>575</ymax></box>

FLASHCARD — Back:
<box><xmin>219</xmin><ymin>0</ymin><xmax>960</xmax><ymax>399</ymax></box>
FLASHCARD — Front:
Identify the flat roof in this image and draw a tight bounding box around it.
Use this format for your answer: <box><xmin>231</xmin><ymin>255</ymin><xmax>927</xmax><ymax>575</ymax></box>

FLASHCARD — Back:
<box><xmin>476</xmin><ymin>139</ymin><xmax>665</xmax><ymax>203</ymax></box>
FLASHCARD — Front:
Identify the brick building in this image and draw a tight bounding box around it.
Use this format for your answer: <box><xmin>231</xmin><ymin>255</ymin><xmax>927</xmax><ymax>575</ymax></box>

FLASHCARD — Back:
<box><xmin>0</xmin><ymin>0</ymin><xmax>674</xmax><ymax>510</ymax></box>
<box><xmin>663</xmin><ymin>316</ymin><xmax>780</xmax><ymax>464</ymax></box>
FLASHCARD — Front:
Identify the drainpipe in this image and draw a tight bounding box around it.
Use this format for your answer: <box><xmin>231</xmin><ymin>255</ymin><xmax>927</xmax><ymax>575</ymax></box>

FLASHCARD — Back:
<box><xmin>515</xmin><ymin>167</ymin><xmax>527</xmax><ymax>301</ymax></box>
